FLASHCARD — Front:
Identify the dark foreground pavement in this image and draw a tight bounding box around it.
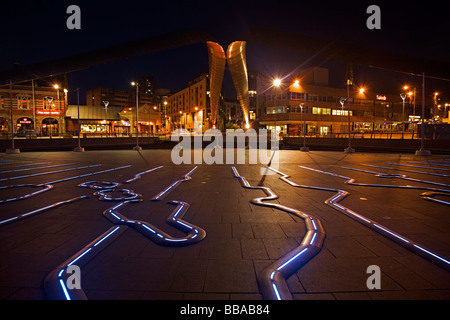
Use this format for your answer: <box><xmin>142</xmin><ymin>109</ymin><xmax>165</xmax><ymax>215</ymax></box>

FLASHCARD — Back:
<box><xmin>0</xmin><ymin>149</ymin><xmax>449</xmax><ymax>303</ymax></box>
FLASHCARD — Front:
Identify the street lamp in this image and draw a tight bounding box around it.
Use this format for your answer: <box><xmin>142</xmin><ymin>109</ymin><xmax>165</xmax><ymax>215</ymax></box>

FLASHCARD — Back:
<box><xmin>400</xmin><ymin>92</ymin><xmax>406</xmax><ymax>136</ymax></box>
<box><xmin>103</xmin><ymin>100</ymin><xmax>109</xmax><ymax>137</ymax></box>
<box><xmin>273</xmin><ymin>78</ymin><xmax>281</xmax><ymax>137</ymax></box>
<box><xmin>131</xmin><ymin>81</ymin><xmax>142</xmax><ymax>151</ymax></box>
<box><xmin>339</xmin><ymin>97</ymin><xmax>346</xmax><ymax>137</ymax></box>
<box><xmin>344</xmin><ymin>80</ymin><xmax>355</xmax><ymax>153</ymax></box>
<box><xmin>300</xmin><ymin>103</ymin><xmax>309</xmax><ymax>152</ymax></box>
<box><xmin>54</xmin><ymin>84</ymin><xmax>60</xmax><ymax>136</ymax></box>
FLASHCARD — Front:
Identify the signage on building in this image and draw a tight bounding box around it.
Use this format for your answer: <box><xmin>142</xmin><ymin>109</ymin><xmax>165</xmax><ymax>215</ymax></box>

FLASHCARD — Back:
<box><xmin>37</xmin><ymin>110</ymin><xmax>61</xmax><ymax>115</ymax></box>
<box><xmin>376</xmin><ymin>95</ymin><xmax>387</xmax><ymax>101</ymax></box>
<box><xmin>19</xmin><ymin>118</ymin><xmax>32</xmax><ymax>124</ymax></box>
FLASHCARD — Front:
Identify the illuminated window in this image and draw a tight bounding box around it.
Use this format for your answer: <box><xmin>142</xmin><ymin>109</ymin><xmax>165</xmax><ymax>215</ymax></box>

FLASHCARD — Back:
<box><xmin>43</xmin><ymin>96</ymin><xmax>54</xmax><ymax>109</ymax></box>
<box><xmin>17</xmin><ymin>96</ymin><xmax>31</xmax><ymax>109</ymax></box>
<box><xmin>332</xmin><ymin>109</ymin><xmax>353</xmax><ymax>116</ymax></box>
<box><xmin>313</xmin><ymin>107</ymin><xmax>331</xmax><ymax>115</ymax></box>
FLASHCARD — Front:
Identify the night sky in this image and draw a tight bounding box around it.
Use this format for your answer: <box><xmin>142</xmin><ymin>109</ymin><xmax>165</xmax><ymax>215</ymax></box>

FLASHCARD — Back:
<box><xmin>2</xmin><ymin>0</ymin><xmax>449</xmax><ymax>104</ymax></box>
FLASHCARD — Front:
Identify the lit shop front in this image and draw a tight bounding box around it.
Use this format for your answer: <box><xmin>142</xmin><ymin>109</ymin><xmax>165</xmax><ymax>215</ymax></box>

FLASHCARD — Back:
<box><xmin>80</xmin><ymin>121</ymin><xmax>109</xmax><ymax>134</ymax></box>
<box><xmin>37</xmin><ymin>110</ymin><xmax>62</xmax><ymax>136</ymax></box>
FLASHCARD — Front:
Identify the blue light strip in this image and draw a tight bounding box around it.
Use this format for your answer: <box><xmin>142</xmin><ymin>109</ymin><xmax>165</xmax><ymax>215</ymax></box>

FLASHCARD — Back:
<box><xmin>340</xmin><ymin>166</ymin><xmax>450</xmax><ymax>195</ymax></box>
<box><xmin>0</xmin><ymin>195</ymin><xmax>88</xmax><ymax>226</ymax></box>
<box><xmin>299</xmin><ymin>165</ymin><xmax>450</xmax><ymax>272</ymax></box>
<box><xmin>0</xmin><ymin>184</ymin><xmax>53</xmax><ymax>204</ymax></box>
<box><xmin>0</xmin><ymin>163</ymin><xmax>75</xmax><ymax>174</ymax></box>
<box><xmin>0</xmin><ymin>165</ymin><xmax>131</xmax><ymax>205</ymax></box>
<box><xmin>43</xmin><ymin>165</ymin><xmax>131</xmax><ymax>185</ymax></box>
<box><xmin>103</xmin><ymin>199</ymin><xmax>206</xmax><ymax>246</ymax></box>
<box><xmin>0</xmin><ymin>164</ymin><xmax>102</xmax><ymax>182</ymax></box>
<box><xmin>46</xmin><ymin>165</ymin><xmax>203</xmax><ymax>299</ymax></box>
<box><xmin>411</xmin><ymin>160</ymin><xmax>450</xmax><ymax>167</ymax></box>
<box><xmin>151</xmin><ymin>166</ymin><xmax>197</xmax><ymax>201</ymax></box>
<box><xmin>45</xmin><ymin>225</ymin><xmax>127</xmax><ymax>300</ymax></box>
<box><xmin>232</xmin><ymin>166</ymin><xmax>325</xmax><ymax>300</ymax></box>
<box><xmin>123</xmin><ymin>166</ymin><xmax>164</xmax><ymax>183</ymax></box>
<box><xmin>387</xmin><ymin>162</ymin><xmax>450</xmax><ymax>172</ymax></box>
<box><xmin>364</xmin><ymin>164</ymin><xmax>448</xmax><ymax>177</ymax></box>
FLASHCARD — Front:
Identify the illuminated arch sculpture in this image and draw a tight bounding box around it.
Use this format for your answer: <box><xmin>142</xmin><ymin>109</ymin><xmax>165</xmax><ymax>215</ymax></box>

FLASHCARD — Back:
<box><xmin>206</xmin><ymin>42</ymin><xmax>226</xmax><ymax>128</ymax></box>
<box><xmin>207</xmin><ymin>41</ymin><xmax>250</xmax><ymax>128</ymax></box>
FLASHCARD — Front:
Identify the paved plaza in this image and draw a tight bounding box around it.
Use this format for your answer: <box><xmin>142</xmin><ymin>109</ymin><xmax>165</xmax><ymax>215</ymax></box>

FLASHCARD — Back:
<box><xmin>0</xmin><ymin>149</ymin><xmax>449</xmax><ymax>300</ymax></box>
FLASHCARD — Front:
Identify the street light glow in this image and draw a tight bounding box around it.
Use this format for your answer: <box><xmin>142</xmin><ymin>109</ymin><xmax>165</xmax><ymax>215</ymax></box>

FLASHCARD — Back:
<box><xmin>359</xmin><ymin>87</ymin><xmax>365</xmax><ymax>94</ymax></box>
<box><xmin>273</xmin><ymin>78</ymin><xmax>281</xmax><ymax>87</ymax></box>
<box><xmin>54</xmin><ymin>84</ymin><xmax>59</xmax><ymax>89</ymax></box>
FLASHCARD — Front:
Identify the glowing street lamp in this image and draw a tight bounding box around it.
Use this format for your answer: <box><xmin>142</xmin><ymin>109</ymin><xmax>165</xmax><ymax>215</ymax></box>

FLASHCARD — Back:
<box><xmin>131</xmin><ymin>81</ymin><xmax>142</xmax><ymax>151</ymax></box>
<box><xmin>273</xmin><ymin>78</ymin><xmax>281</xmax><ymax>136</ymax></box>
<box><xmin>400</xmin><ymin>92</ymin><xmax>406</xmax><ymax>132</ymax></box>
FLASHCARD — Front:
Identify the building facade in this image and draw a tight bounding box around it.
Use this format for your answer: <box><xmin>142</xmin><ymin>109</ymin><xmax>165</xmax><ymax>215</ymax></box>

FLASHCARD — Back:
<box><xmin>259</xmin><ymin>67</ymin><xmax>420</xmax><ymax>136</ymax></box>
<box><xmin>165</xmin><ymin>73</ymin><xmax>211</xmax><ymax>132</ymax></box>
<box><xmin>0</xmin><ymin>83</ymin><xmax>68</xmax><ymax>137</ymax></box>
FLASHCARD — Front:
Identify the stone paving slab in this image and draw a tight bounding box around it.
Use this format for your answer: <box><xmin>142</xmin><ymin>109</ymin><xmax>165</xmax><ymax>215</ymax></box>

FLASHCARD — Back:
<box><xmin>0</xmin><ymin>149</ymin><xmax>449</xmax><ymax>301</ymax></box>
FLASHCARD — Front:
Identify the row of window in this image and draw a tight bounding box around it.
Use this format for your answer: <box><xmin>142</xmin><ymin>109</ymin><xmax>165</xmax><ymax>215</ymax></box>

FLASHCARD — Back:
<box><xmin>266</xmin><ymin>92</ymin><xmax>381</xmax><ymax>105</ymax></box>
<box><xmin>0</xmin><ymin>95</ymin><xmax>62</xmax><ymax>109</ymax></box>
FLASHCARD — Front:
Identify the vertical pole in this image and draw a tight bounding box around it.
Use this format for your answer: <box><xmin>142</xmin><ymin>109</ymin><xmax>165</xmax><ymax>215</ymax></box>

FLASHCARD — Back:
<box><xmin>74</xmin><ymin>88</ymin><xmax>84</xmax><ymax>152</ymax></box>
<box><xmin>6</xmin><ymin>79</ymin><xmax>20</xmax><ymax>153</ymax></box>
<box><xmin>133</xmin><ymin>83</ymin><xmax>142</xmax><ymax>151</ymax></box>
<box><xmin>32</xmin><ymin>79</ymin><xmax>36</xmax><ymax>132</ymax></box>
<box><xmin>345</xmin><ymin>82</ymin><xmax>355</xmax><ymax>153</ymax></box>
<box><xmin>415</xmin><ymin>72</ymin><xmax>430</xmax><ymax>156</ymax></box>
<box><xmin>9</xmin><ymin>80</ymin><xmax>15</xmax><ymax>149</ymax></box>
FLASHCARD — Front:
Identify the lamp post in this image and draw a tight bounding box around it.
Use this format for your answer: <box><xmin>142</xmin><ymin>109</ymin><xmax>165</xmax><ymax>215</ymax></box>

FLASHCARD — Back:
<box><xmin>103</xmin><ymin>100</ymin><xmax>109</xmax><ymax>137</ymax></box>
<box><xmin>300</xmin><ymin>103</ymin><xmax>309</xmax><ymax>152</ymax></box>
<box><xmin>415</xmin><ymin>72</ymin><xmax>431</xmax><ymax>156</ymax></box>
<box><xmin>273</xmin><ymin>78</ymin><xmax>281</xmax><ymax>137</ymax></box>
<box><xmin>74</xmin><ymin>88</ymin><xmax>85</xmax><ymax>152</ymax></box>
<box><xmin>339</xmin><ymin>98</ymin><xmax>346</xmax><ymax>137</ymax></box>
<box><xmin>6</xmin><ymin>79</ymin><xmax>20</xmax><ymax>154</ymax></box>
<box><xmin>400</xmin><ymin>93</ymin><xmax>406</xmax><ymax>137</ymax></box>
<box><xmin>131</xmin><ymin>81</ymin><xmax>142</xmax><ymax>151</ymax></box>
<box><xmin>54</xmin><ymin>84</ymin><xmax>61</xmax><ymax>136</ymax></box>
<box><xmin>344</xmin><ymin>81</ymin><xmax>354</xmax><ymax>153</ymax></box>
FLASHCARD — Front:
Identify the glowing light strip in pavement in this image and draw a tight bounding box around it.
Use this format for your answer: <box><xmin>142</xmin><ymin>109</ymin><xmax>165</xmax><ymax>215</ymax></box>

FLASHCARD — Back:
<box><xmin>103</xmin><ymin>199</ymin><xmax>206</xmax><ymax>246</ymax></box>
<box><xmin>0</xmin><ymin>195</ymin><xmax>88</xmax><ymax>226</ymax></box>
<box><xmin>42</xmin><ymin>165</ymin><xmax>131</xmax><ymax>185</ymax></box>
<box><xmin>342</xmin><ymin>166</ymin><xmax>450</xmax><ymax>189</ymax></box>
<box><xmin>0</xmin><ymin>164</ymin><xmax>102</xmax><ymax>182</ymax></box>
<box><xmin>392</xmin><ymin>162</ymin><xmax>450</xmax><ymax>171</ymax></box>
<box><xmin>46</xmin><ymin>165</ymin><xmax>203</xmax><ymax>299</ymax></box>
<box><xmin>0</xmin><ymin>163</ymin><xmax>74</xmax><ymax>174</ymax></box>
<box><xmin>341</xmin><ymin>166</ymin><xmax>450</xmax><ymax>200</ymax></box>
<box><xmin>151</xmin><ymin>166</ymin><xmax>197</xmax><ymax>201</ymax></box>
<box><xmin>0</xmin><ymin>165</ymin><xmax>131</xmax><ymax>204</ymax></box>
<box><xmin>364</xmin><ymin>164</ymin><xmax>449</xmax><ymax>177</ymax></box>
<box><xmin>0</xmin><ymin>161</ymin><xmax>50</xmax><ymax>168</ymax></box>
<box><xmin>44</xmin><ymin>225</ymin><xmax>125</xmax><ymax>300</ymax></box>
<box><xmin>409</xmin><ymin>160</ymin><xmax>450</xmax><ymax>167</ymax></box>
<box><xmin>232</xmin><ymin>166</ymin><xmax>325</xmax><ymax>300</ymax></box>
<box><xmin>0</xmin><ymin>183</ymin><xmax>53</xmax><ymax>204</ymax></box>
<box><xmin>298</xmin><ymin>165</ymin><xmax>450</xmax><ymax>272</ymax></box>
<box><xmin>123</xmin><ymin>166</ymin><xmax>163</xmax><ymax>183</ymax></box>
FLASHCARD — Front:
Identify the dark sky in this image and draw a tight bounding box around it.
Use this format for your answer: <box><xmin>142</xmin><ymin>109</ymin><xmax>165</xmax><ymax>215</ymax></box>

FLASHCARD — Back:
<box><xmin>2</xmin><ymin>0</ymin><xmax>449</xmax><ymax>104</ymax></box>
